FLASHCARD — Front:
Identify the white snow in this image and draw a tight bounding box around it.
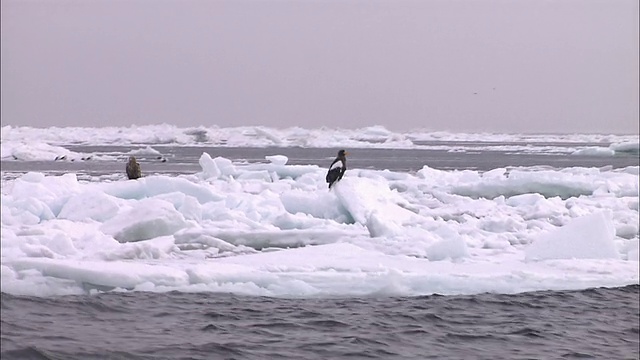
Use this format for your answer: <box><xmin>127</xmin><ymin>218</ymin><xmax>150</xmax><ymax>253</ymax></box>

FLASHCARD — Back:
<box><xmin>1</xmin><ymin>126</ymin><xmax>639</xmax><ymax>298</ymax></box>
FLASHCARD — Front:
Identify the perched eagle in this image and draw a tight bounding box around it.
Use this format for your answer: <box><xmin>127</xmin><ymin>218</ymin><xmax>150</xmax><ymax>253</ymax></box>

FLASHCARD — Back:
<box><xmin>126</xmin><ymin>156</ymin><xmax>142</xmax><ymax>180</ymax></box>
<box><xmin>326</xmin><ymin>149</ymin><xmax>347</xmax><ymax>189</ymax></box>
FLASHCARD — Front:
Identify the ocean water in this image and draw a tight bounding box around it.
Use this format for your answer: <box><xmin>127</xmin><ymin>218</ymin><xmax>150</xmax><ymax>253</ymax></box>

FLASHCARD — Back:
<box><xmin>2</xmin><ymin>143</ymin><xmax>638</xmax><ymax>177</ymax></box>
<box><xmin>1</xmin><ymin>144</ymin><xmax>639</xmax><ymax>359</ymax></box>
<box><xmin>1</xmin><ymin>286</ymin><xmax>638</xmax><ymax>359</ymax></box>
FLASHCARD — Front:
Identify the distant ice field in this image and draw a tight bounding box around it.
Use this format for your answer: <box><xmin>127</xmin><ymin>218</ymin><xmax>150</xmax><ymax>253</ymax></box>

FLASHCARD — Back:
<box><xmin>1</xmin><ymin>125</ymin><xmax>638</xmax><ymax>298</ymax></box>
<box><xmin>2</xmin><ymin>124</ymin><xmax>638</xmax><ymax>176</ymax></box>
<box><xmin>2</xmin><ymin>124</ymin><xmax>639</xmax><ymax>148</ymax></box>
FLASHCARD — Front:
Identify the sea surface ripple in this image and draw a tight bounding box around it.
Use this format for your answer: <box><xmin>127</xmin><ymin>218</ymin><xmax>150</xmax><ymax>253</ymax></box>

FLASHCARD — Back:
<box><xmin>1</xmin><ymin>285</ymin><xmax>638</xmax><ymax>360</ymax></box>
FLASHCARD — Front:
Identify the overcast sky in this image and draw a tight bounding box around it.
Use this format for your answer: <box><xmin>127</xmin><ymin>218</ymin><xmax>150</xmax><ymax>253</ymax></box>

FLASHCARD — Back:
<box><xmin>1</xmin><ymin>0</ymin><xmax>638</xmax><ymax>134</ymax></box>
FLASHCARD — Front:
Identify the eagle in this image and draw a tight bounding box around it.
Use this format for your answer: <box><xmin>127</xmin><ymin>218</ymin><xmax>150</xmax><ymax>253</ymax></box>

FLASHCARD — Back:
<box><xmin>126</xmin><ymin>156</ymin><xmax>142</xmax><ymax>180</ymax></box>
<box><xmin>326</xmin><ymin>149</ymin><xmax>347</xmax><ymax>189</ymax></box>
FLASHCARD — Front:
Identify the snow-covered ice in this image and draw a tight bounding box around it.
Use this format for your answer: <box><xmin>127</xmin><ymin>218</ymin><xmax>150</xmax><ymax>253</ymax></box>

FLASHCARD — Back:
<box><xmin>1</xmin><ymin>126</ymin><xmax>638</xmax><ymax>297</ymax></box>
<box><xmin>2</xmin><ymin>124</ymin><xmax>639</xmax><ymax>161</ymax></box>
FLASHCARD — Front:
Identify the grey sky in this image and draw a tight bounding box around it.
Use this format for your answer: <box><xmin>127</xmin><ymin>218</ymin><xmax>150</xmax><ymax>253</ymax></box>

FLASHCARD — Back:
<box><xmin>1</xmin><ymin>0</ymin><xmax>638</xmax><ymax>134</ymax></box>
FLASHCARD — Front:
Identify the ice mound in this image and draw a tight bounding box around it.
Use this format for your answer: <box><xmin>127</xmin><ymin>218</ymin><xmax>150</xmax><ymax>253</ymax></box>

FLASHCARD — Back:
<box><xmin>451</xmin><ymin>168</ymin><xmax>599</xmax><ymax>199</ymax></box>
<box><xmin>333</xmin><ymin>177</ymin><xmax>421</xmax><ymax>236</ymax></box>
<box><xmin>610</xmin><ymin>141</ymin><xmax>639</xmax><ymax>155</ymax></box>
<box><xmin>572</xmin><ymin>147</ymin><xmax>615</xmax><ymax>156</ymax></box>
<box><xmin>101</xmin><ymin>175</ymin><xmax>224</xmax><ymax>203</ymax></box>
<box><xmin>199</xmin><ymin>153</ymin><xmax>237</xmax><ymax>180</ymax></box>
<box><xmin>525</xmin><ymin>211</ymin><xmax>619</xmax><ymax>261</ymax></box>
<box><xmin>58</xmin><ymin>191</ymin><xmax>121</xmax><ymax>222</ymax></box>
<box><xmin>100</xmin><ymin>199</ymin><xmax>189</xmax><ymax>243</ymax></box>
<box><xmin>265</xmin><ymin>155</ymin><xmax>288</xmax><ymax>165</ymax></box>
<box><xmin>0</xmin><ymin>141</ymin><xmax>87</xmax><ymax>161</ymax></box>
<box><xmin>425</xmin><ymin>236</ymin><xmax>469</xmax><ymax>261</ymax></box>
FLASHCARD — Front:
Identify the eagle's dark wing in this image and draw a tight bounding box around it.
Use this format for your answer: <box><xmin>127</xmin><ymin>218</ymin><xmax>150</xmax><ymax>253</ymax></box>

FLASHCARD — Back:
<box><xmin>326</xmin><ymin>158</ymin><xmax>345</xmax><ymax>188</ymax></box>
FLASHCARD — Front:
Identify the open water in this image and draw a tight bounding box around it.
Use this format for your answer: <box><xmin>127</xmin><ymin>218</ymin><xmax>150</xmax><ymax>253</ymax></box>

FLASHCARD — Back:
<box><xmin>1</xmin><ymin>144</ymin><xmax>639</xmax><ymax>359</ymax></box>
<box><xmin>1</xmin><ymin>285</ymin><xmax>638</xmax><ymax>360</ymax></box>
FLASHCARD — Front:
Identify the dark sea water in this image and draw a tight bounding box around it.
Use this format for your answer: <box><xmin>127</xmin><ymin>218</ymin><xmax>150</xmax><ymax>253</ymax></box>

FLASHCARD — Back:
<box><xmin>1</xmin><ymin>286</ymin><xmax>638</xmax><ymax>360</ymax></box>
<box><xmin>1</xmin><ymin>142</ymin><xmax>639</xmax><ymax>177</ymax></box>
<box><xmin>1</xmin><ymin>144</ymin><xmax>639</xmax><ymax>359</ymax></box>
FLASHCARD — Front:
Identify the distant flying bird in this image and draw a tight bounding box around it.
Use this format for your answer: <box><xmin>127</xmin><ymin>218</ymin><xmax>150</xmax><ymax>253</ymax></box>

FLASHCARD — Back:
<box><xmin>326</xmin><ymin>150</ymin><xmax>347</xmax><ymax>189</ymax></box>
<box><xmin>126</xmin><ymin>156</ymin><xmax>142</xmax><ymax>180</ymax></box>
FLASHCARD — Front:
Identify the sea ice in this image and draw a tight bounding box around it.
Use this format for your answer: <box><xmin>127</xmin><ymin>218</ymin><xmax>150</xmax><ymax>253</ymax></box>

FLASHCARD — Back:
<box><xmin>524</xmin><ymin>211</ymin><xmax>619</xmax><ymax>261</ymax></box>
<box><xmin>1</xmin><ymin>132</ymin><xmax>638</xmax><ymax>297</ymax></box>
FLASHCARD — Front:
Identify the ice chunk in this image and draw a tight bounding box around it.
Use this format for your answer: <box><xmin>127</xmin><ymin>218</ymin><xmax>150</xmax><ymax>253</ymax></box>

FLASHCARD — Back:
<box><xmin>425</xmin><ymin>236</ymin><xmax>469</xmax><ymax>261</ymax></box>
<box><xmin>265</xmin><ymin>155</ymin><xmax>288</xmax><ymax>166</ymax></box>
<box><xmin>58</xmin><ymin>191</ymin><xmax>120</xmax><ymax>222</ymax></box>
<box><xmin>199</xmin><ymin>152</ymin><xmax>222</xmax><ymax>179</ymax></box>
<box><xmin>572</xmin><ymin>147</ymin><xmax>615</xmax><ymax>156</ymax></box>
<box><xmin>100</xmin><ymin>199</ymin><xmax>188</xmax><ymax>242</ymax></box>
<box><xmin>525</xmin><ymin>211</ymin><xmax>618</xmax><ymax>261</ymax></box>
<box><xmin>333</xmin><ymin>177</ymin><xmax>422</xmax><ymax>237</ymax></box>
